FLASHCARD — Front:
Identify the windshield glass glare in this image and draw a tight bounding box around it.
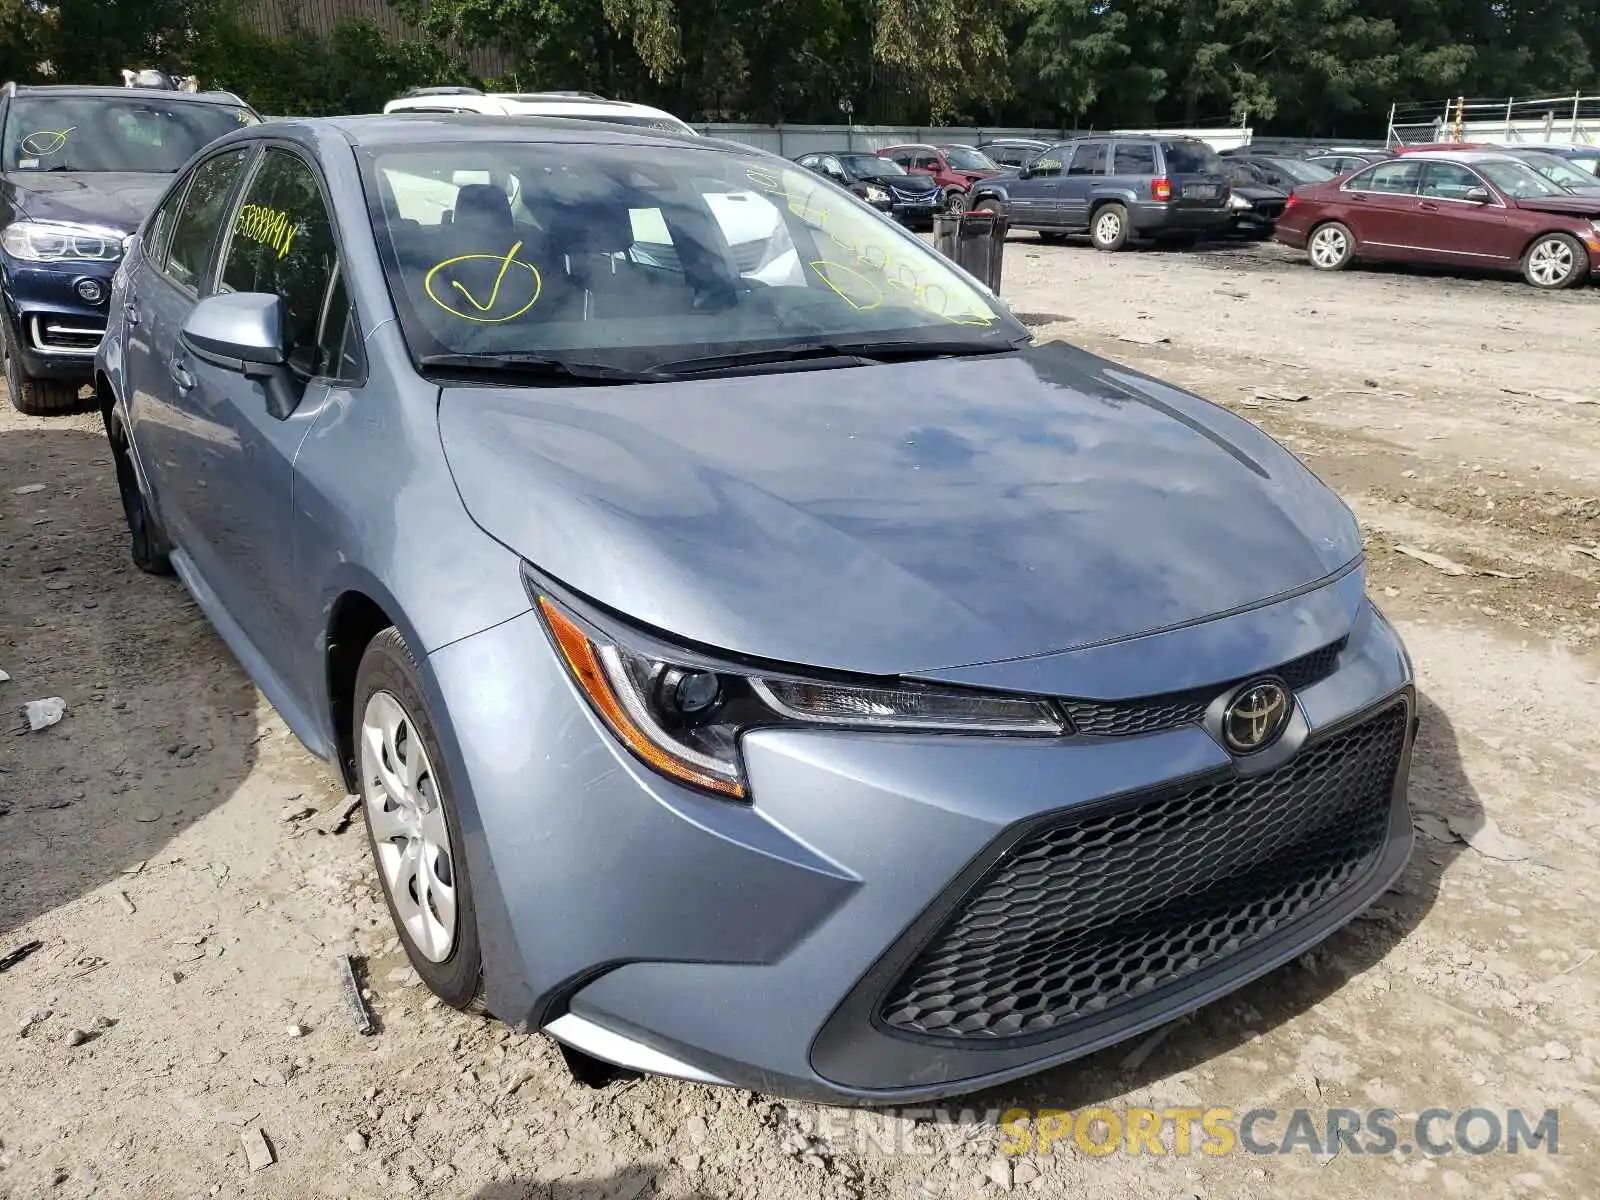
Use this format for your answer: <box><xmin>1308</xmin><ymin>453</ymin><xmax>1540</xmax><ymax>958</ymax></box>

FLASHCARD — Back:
<box><xmin>1270</xmin><ymin>158</ymin><xmax>1334</xmax><ymax>183</ymax></box>
<box><xmin>367</xmin><ymin>143</ymin><xmax>1014</xmax><ymax>366</ymax></box>
<box><xmin>3</xmin><ymin>98</ymin><xmax>256</xmax><ymax>172</ymax></box>
<box><xmin>1478</xmin><ymin>160</ymin><xmax>1566</xmax><ymax>198</ymax></box>
<box><xmin>943</xmin><ymin>147</ymin><xmax>996</xmax><ymax>171</ymax></box>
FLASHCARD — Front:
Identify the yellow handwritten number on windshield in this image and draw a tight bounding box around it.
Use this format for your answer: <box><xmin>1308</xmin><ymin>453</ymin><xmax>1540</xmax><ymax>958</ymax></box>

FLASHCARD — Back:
<box><xmin>424</xmin><ymin>241</ymin><xmax>542</xmax><ymax>324</ymax></box>
<box><xmin>21</xmin><ymin>128</ymin><xmax>75</xmax><ymax>156</ymax></box>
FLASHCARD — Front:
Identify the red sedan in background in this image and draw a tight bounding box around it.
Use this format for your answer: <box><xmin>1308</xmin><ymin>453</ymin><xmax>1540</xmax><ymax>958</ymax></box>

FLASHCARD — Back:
<box><xmin>1275</xmin><ymin>150</ymin><xmax>1600</xmax><ymax>289</ymax></box>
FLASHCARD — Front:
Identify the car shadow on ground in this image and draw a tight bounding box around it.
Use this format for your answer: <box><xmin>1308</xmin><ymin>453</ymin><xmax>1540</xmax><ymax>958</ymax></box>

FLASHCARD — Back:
<box><xmin>962</xmin><ymin>688</ymin><xmax>1476</xmax><ymax>1116</ymax></box>
<box><xmin>0</xmin><ymin>423</ymin><xmax>260</xmax><ymax>937</ymax></box>
<box><xmin>472</xmin><ymin>1169</ymin><xmax>706</xmax><ymax>1200</ymax></box>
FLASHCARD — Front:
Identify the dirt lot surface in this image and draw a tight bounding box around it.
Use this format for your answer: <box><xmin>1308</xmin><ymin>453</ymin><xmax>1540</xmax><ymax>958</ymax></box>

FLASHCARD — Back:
<box><xmin>2</xmin><ymin>237</ymin><xmax>1598</xmax><ymax>1199</ymax></box>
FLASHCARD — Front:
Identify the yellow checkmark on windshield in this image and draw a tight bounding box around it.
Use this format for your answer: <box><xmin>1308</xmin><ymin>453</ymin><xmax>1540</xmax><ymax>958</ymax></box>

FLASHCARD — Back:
<box><xmin>450</xmin><ymin>240</ymin><xmax>524</xmax><ymax>313</ymax></box>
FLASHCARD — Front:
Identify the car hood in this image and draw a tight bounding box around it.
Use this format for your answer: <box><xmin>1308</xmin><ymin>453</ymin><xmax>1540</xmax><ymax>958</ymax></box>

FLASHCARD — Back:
<box><xmin>1513</xmin><ymin>194</ymin><xmax>1600</xmax><ymax>217</ymax></box>
<box><xmin>438</xmin><ymin>341</ymin><xmax>1361</xmax><ymax>676</ymax></box>
<box><xmin>4</xmin><ymin>171</ymin><xmax>172</xmax><ymax>233</ymax></box>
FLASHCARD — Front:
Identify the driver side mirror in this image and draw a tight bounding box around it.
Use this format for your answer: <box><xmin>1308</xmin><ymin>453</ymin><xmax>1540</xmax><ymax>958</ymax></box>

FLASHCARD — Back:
<box><xmin>1017</xmin><ymin>163</ymin><xmax>1034</xmax><ymax>180</ymax></box>
<box><xmin>180</xmin><ymin>292</ymin><xmax>301</xmax><ymax>420</ymax></box>
<box><xmin>1464</xmin><ymin>185</ymin><xmax>1492</xmax><ymax>204</ymax></box>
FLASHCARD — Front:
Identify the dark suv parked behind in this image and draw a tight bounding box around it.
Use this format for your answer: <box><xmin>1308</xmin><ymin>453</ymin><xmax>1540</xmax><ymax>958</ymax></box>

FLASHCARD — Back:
<box><xmin>0</xmin><ymin>83</ymin><xmax>258</xmax><ymax>413</ymax></box>
<box><xmin>971</xmin><ymin>136</ymin><xmax>1232</xmax><ymax>250</ymax></box>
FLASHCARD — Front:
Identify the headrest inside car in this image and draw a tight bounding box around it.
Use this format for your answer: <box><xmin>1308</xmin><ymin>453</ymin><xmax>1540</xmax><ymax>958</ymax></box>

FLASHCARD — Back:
<box><xmin>451</xmin><ymin>184</ymin><xmax>513</xmax><ymax>239</ymax></box>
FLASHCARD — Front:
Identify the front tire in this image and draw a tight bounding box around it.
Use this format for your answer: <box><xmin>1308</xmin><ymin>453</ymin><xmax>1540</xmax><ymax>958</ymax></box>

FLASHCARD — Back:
<box><xmin>4</xmin><ymin>320</ymin><xmax>84</xmax><ymax>415</ymax></box>
<box><xmin>1307</xmin><ymin>221</ymin><xmax>1355</xmax><ymax>271</ymax></box>
<box><xmin>1091</xmin><ymin>204</ymin><xmax>1129</xmax><ymax>252</ymax></box>
<box><xmin>943</xmin><ymin>187</ymin><xmax>969</xmax><ymax>216</ymax></box>
<box><xmin>1523</xmin><ymin>233</ymin><xmax>1586</xmax><ymax>290</ymax></box>
<box><xmin>356</xmin><ymin>628</ymin><xmax>485</xmax><ymax>1011</ymax></box>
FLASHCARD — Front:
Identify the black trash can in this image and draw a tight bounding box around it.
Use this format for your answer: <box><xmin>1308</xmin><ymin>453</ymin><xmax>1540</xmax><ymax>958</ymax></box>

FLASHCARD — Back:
<box><xmin>932</xmin><ymin>208</ymin><xmax>1008</xmax><ymax>294</ymax></box>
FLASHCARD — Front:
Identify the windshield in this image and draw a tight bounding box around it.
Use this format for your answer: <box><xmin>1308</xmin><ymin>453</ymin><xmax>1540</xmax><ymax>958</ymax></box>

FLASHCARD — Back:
<box><xmin>839</xmin><ymin>154</ymin><xmax>905</xmax><ymax>178</ymax></box>
<box><xmin>1477</xmin><ymin>160</ymin><xmax>1567</xmax><ymax>198</ymax></box>
<box><xmin>1161</xmin><ymin>141</ymin><xmax>1223</xmax><ymax>174</ymax></box>
<box><xmin>1566</xmin><ymin>153</ymin><xmax>1600</xmax><ymax>177</ymax></box>
<box><xmin>367</xmin><ymin>143</ymin><xmax>1017</xmax><ymax>371</ymax></box>
<box><xmin>1266</xmin><ymin>157</ymin><xmax>1335</xmax><ymax>183</ymax></box>
<box><xmin>1517</xmin><ymin>153</ymin><xmax>1598</xmax><ymax>189</ymax></box>
<box><xmin>3</xmin><ymin>97</ymin><xmax>256</xmax><ymax>173</ymax></box>
<box><xmin>943</xmin><ymin>147</ymin><xmax>996</xmax><ymax>171</ymax></box>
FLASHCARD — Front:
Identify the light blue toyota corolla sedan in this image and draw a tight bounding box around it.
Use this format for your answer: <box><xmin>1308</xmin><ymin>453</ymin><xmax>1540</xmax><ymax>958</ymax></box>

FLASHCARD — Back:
<box><xmin>95</xmin><ymin>115</ymin><xmax>1415</xmax><ymax>1103</ymax></box>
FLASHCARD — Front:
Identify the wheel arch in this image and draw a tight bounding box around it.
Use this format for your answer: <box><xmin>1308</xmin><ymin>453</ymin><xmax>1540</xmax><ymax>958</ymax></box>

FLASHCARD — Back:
<box><xmin>325</xmin><ymin>586</ymin><xmax>406</xmax><ymax>792</ymax></box>
<box><xmin>1519</xmin><ymin>226</ymin><xmax>1588</xmax><ymax>261</ymax></box>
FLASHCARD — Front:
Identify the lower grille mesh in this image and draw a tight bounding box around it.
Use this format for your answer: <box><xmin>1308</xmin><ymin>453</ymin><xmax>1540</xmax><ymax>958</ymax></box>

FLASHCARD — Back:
<box><xmin>880</xmin><ymin>704</ymin><xmax>1407</xmax><ymax>1040</ymax></box>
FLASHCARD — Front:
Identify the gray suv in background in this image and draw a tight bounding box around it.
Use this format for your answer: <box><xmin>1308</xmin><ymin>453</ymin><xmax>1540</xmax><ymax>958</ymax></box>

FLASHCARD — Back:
<box><xmin>972</xmin><ymin>135</ymin><xmax>1232</xmax><ymax>249</ymax></box>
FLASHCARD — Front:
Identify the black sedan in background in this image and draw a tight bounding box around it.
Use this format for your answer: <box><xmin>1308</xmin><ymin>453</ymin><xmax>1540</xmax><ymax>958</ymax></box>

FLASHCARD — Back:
<box><xmin>793</xmin><ymin>152</ymin><xmax>942</xmax><ymax>225</ymax></box>
<box><xmin>1221</xmin><ymin>160</ymin><xmax>1291</xmax><ymax>238</ymax></box>
<box><xmin>1220</xmin><ymin>154</ymin><xmax>1337</xmax><ymax>194</ymax></box>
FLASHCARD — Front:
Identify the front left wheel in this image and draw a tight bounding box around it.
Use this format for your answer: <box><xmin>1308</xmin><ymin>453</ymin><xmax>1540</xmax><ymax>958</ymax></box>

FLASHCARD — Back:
<box><xmin>356</xmin><ymin>628</ymin><xmax>485</xmax><ymax>1011</ymax></box>
<box><xmin>943</xmin><ymin>187</ymin><xmax>969</xmax><ymax>216</ymax></box>
<box><xmin>3</xmin><ymin>320</ymin><xmax>85</xmax><ymax>415</ymax></box>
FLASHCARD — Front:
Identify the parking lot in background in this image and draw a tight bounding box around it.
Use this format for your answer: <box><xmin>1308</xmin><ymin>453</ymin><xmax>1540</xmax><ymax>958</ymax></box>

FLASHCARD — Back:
<box><xmin>2</xmin><ymin>235</ymin><xmax>1597</xmax><ymax>1197</ymax></box>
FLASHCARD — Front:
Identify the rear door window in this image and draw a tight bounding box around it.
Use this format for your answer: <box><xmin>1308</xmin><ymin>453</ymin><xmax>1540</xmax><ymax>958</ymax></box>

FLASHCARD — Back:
<box><xmin>1350</xmin><ymin>160</ymin><xmax>1423</xmax><ymax>194</ymax></box>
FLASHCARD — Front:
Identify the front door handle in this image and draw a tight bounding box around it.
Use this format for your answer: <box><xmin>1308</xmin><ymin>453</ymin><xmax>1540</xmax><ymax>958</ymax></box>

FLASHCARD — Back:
<box><xmin>125</xmin><ymin>300</ymin><xmax>141</xmax><ymax>327</ymax></box>
<box><xmin>1350</xmin><ymin>193</ymin><xmax>1367</xmax><ymax>203</ymax></box>
<box><xmin>169</xmin><ymin>357</ymin><xmax>195</xmax><ymax>393</ymax></box>
<box><xmin>1419</xmin><ymin>200</ymin><xmax>1440</xmax><ymax>211</ymax></box>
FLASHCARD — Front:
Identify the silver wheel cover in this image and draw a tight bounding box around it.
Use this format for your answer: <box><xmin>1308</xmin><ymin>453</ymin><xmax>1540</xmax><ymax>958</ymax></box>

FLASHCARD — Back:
<box><xmin>361</xmin><ymin>691</ymin><xmax>458</xmax><ymax>963</ymax></box>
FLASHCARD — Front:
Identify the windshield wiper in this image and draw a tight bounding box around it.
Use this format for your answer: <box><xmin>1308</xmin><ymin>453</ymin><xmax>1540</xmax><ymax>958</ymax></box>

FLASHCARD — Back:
<box><xmin>651</xmin><ymin>337</ymin><xmax>1023</xmax><ymax>379</ymax></box>
<box><xmin>417</xmin><ymin>352</ymin><xmax>652</xmax><ymax>384</ymax></box>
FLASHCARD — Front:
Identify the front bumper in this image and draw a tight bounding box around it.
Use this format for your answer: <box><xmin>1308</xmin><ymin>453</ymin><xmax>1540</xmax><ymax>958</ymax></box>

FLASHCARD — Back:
<box><xmin>2</xmin><ymin>258</ymin><xmax>117</xmax><ymax>379</ymax></box>
<box><xmin>429</xmin><ymin>587</ymin><xmax>1414</xmax><ymax>1103</ymax></box>
<box><xmin>1228</xmin><ymin>207</ymin><xmax>1283</xmax><ymax>236</ymax></box>
<box><xmin>891</xmin><ymin>197</ymin><xmax>943</xmax><ymax>225</ymax></box>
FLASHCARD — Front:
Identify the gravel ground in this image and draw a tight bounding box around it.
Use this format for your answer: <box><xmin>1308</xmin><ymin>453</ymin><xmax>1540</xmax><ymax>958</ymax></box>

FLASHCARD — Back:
<box><xmin>1</xmin><ymin>235</ymin><xmax>1597</xmax><ymax>1199</ymax></box>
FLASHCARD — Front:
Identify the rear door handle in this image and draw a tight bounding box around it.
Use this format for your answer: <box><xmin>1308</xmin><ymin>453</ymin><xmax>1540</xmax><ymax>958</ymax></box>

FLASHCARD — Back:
<box><xmin>169</xmin><ymin>356</ymin><xmax>195</xmax><ymax>393</ymax></box>
<box><xmin>125</xmin><ymin>300</ymin><xmax>141</xmax><ymax>327</ymax></box>
<box><xmin>1419</xmin><ymin>201</ymin><xmax>1440</xmax><ymax>211</ymax></box>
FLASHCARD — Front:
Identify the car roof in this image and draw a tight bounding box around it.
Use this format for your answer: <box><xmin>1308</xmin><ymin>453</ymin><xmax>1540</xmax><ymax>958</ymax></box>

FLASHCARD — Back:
<box><xmin>6</xmin><ymin>83</ymin><xmax>249</xmax><ymax>107</ymax></box>
<box><xmin>980</xmin><ymin>138</ymin><xmax>1048</xmax><ymax>145</ymax></box>
<box><xmin>1394</xmin><ymin>149</ymin><xmax>1524</xmax><ymax>164</ymax></box>
<box><xmin>307</xmin><ymin>113</ymin><xmax>722</xmax><ymax>152</ymax></box>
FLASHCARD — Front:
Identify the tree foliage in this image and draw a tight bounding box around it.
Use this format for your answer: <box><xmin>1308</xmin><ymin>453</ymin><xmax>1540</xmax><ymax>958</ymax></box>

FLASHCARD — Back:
<box><xmin>0</xmin><ymin>0</ymin><xmax>1593</xmax><ymax>135</ymax></box>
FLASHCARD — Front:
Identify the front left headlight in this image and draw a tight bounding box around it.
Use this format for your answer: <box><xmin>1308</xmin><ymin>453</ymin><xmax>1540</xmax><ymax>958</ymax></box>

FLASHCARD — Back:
<box><xmin>1</xmin><ymin>220</ymin><xmax>125</xmax><ymax>263</ymax></box>
<box><xmin>1228</xmin><ymin>192</ymin><xmax>1252</xmax><ymax>210</ymax></box>
<box><xmin>533</xmin><ymin>590</ymin><xmax>1063</xmax><ymax>800</ymax></box>
<box><xmin>863</xmin><ymin>185</ymin><xmax>891</xmax><ymax>203</ymax></box>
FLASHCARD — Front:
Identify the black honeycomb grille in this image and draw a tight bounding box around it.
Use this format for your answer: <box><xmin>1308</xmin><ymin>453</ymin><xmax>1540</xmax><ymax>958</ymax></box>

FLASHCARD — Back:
<box><xmin>1058</xmin><ymin>640</ymin><xmax>1344</xmax><ymax>738</ymax></box>
<box><xmin>880</xmin><ymin>703</ymin><xmax>1407</xmax><ymax>1041</ymax></box>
